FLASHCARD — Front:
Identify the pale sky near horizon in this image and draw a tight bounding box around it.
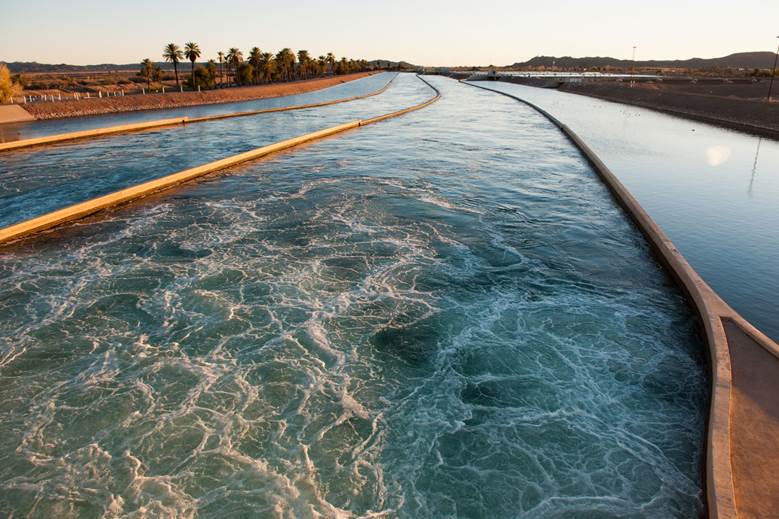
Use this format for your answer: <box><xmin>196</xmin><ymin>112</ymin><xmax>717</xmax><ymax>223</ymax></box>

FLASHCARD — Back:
<box><xmin>1</xmin><ymin>0</ymin><xmax>776</xmax><ymax>66</ymax></box>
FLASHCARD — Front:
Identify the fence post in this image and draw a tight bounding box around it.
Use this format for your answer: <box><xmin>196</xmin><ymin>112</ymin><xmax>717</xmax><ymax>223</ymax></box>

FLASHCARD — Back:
<box><xmin>198</xmin><ymin>85</ymin><xmax>201</xmax><ymax>92</ymax></box>
<box><xmin>121</xmin><ymin>90</ymin><xmax>124</xmax><ymax>96</ymax></box>
<box><xmin>162</xmin><ymin>86</ymin><xmax>165</xmax><ymax>94</ymax></box>
<box><xmin>180</xmin><ymin>85</ymin><xmax>183</xmax><ymax>93</ymax></box>
<box><xmin>142</xmin><ymin>87</ymin><xmax>145</xmax><ymax>95</ymax></box>
<box><xmin>98</xmin><ymin>91</ymin><xmax>102</xmax><ymax>98</ymax></box>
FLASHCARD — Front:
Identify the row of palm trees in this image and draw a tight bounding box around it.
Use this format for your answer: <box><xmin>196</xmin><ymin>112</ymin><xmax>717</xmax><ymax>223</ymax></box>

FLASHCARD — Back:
<box><xmin>145</xmin><ymin>43</ymin><xmax>375</xmax><ymax>91</ymax></box>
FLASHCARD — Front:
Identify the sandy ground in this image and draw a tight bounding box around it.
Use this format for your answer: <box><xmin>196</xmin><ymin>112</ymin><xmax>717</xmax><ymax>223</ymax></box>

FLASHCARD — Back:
<box><xmin>0</xmin><ymin>105</ymin><xmax>36</xmax><ymax>124</ymax></box>
<box><xmin>558</xmin><ymin>81</ymin><xmax>779</xmax><ymax>137</ymax></box>
<box><xmin>479</xmin><ymin>76</ymin><xmax>779</xmax><ymax>139</ymax></box>
<box><xmin>21</xmin><ymin>72</ymin><xmax>377</xmax><ymax>120</ymax></box>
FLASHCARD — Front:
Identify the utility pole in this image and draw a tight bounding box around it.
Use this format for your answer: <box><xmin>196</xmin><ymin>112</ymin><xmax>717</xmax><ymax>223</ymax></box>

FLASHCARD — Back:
<box><xmin>767</xmin><ymin>36</ymin><xmax>779</xmax><ymax>103</ymax></box>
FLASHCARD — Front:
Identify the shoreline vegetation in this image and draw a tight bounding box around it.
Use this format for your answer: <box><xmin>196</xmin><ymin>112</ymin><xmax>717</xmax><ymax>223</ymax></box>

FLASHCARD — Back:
<box><xmin>1</xmin><ymin>42</ymin><xmax>388</xmax><ymax>121</ymax></box>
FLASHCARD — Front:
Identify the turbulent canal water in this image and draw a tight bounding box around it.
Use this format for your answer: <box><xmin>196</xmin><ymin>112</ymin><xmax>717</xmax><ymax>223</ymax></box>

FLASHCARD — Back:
<box><xmin>472</xmin><ymin>80</ymin><xmax>779</xmax><ymax>343</ymax></box>
<box><xmin>0</xmin><ymin>75</ymin><xmax>707</xmax><ymax>517</ymax></box>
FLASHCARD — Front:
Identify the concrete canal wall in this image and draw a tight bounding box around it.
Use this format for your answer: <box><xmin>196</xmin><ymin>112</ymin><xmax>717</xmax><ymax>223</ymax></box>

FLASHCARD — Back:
<box><xmin>0</xmin><ymin>105</ymin><xmax>35</xmax><ymax>124</ymax></box>
<box><xmin>463</xmin><ymin>80</ymin><xmax>779</xmax><ymax>519</ymax></box>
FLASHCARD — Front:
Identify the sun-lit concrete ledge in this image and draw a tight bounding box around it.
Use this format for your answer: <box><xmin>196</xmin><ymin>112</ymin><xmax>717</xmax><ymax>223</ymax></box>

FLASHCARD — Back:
<box><xmin>0</xmin><ymin>117</ymin><xmax>190</xmax><ymax>152</ymax></box>
<box><xmin>464</xmin><ymin>80</ymin><xmax>779</xmax><ymax>519</ymax></box>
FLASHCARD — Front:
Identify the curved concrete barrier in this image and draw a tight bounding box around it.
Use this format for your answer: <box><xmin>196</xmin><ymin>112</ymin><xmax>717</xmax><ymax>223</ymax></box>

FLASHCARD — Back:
<box><xmin>464</xmin><ymin>79</ymin><xmax>779</xmax><ymax>519</ymax></box>
<box><xmin>0</xmin><ymin>117</ymin><xmax>189</xmax><ymax>152</ymax></box>
<box><xmin>0</xmin><ymin>74</ymin><xmax>398</xmax><ymax>153</ymax></box>
<box><xmin>0</xmin><ymin>75</ymin><xmax>439</xmax><ymax>246</ymax></box>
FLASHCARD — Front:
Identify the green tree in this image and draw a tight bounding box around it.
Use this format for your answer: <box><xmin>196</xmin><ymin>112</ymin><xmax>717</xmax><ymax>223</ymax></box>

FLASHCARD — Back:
<box><xmin>190</xmin><ymin>64</ymin><xmax>216</xmax><ymax>89</ymax></box>
<box><xmin>206</xmin><ymin>59</ymin><xmax>217</xmax><ymax>85</ymax></box>
<box><xmin>275</xmin><ymin>48</ymin><xmax>295</xmax><ymax>81</ymax></box>
<box><xmin>184</xmin><ymin>42</ymin><xmax>201</xmax><ymax>89</ymax></box>
<box><xmin>227</xmin><ymin>47</ymin><xmax>243</xmax><ymax>84</ymax></box>
<box><xmin>317</xmin><ymin>56</ymin><xmax>327</xmax><ymax>77</ymax></box>
<box><xmin>217</xmin><ymin>51</ymin><xmax>225</xmax><ymax>85</ymax></box>
<box><xmin>162</xmin><ymin>42</ymin><xmax>184</xmax><ymax>88</ymax></box>
<box><xmin>326</xmin><ymin>53</ymin><xmax>336</xmax><ymax>75</ymax></box>
<box><xmin>249</xmin><ymin>47</ymin><xmax>262</xmax><ymax>84</ymax></box>
<box><xmin>260</xmin><ymin>52</ymin><xmax>275</xmax><ymax>83</ymax></box>
<box><xmin>236</xmin><ymin>63</ymin><xmax>254</xmax><ymax>85</ymax></box>
<box><xmin>297</xmin><ymin>50</ymin><xmax>311</xmax><ymax>80</ymax></box>
<box><xmin>139</xmin><ymin>58</ymin><xmax>154</xmax><ymax>89</ymax></box>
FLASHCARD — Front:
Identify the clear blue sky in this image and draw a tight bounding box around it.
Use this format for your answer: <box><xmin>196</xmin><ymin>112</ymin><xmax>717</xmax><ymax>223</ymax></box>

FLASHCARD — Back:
<box><xmin>1</xmin><ymin>0</ymin><xmax>776</xmax><ymax>66</ymax></box>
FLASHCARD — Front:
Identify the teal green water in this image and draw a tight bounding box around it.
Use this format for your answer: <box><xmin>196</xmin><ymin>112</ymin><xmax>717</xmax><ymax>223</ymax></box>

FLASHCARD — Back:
<box><xmin>0</xmin><ymin>76</ymin><xmax>707</xmax><ymax>517</ymax></box>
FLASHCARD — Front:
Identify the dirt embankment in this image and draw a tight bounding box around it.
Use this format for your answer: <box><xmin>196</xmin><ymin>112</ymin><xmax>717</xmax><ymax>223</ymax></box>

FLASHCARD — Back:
<box><xmin>557</xmin><ymin>81</ymin><xmax>779</xmax><ymax>139</ymax></box>
<box><xmin>22</xmin><ymin>72</ymin><xmax>378</xmax><ymax>120</ymax></box>
<box><xmin>491</xmin><ymin>77</ymin><xmax>779</xmax><ymax>139</ymax></box>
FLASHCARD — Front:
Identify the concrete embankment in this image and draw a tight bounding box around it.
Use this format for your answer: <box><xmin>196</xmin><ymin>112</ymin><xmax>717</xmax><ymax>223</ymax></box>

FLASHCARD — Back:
<box><xmin>20</xmin><ymin>72</ymin><xmax>379</xmax><ymax>120</ymax></box>
<box><xmin>0</xmin><ymin>117</ymin><xmax>189</xmax><ymax>152</ymax></box>
<box><xmin>464</xmin><ymin>80</ymin><xmax>779</xmax><ymax>519</ymax></box>
<box><xmin>0</xmin><ymin>105</ymin><xmax>35</xmax><ymax>124</ymax></box>
<box><xmin>0</xmin><ymin>76</ymin><xmax>440</xmax><ymax>246</ymax></box>
<box><xmin>0</xmin><ymin>74</ymin><xmax>397</xmax><ymax>152</ymax></box>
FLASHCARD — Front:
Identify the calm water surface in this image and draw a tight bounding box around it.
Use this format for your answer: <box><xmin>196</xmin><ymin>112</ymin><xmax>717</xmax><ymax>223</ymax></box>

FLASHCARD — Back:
<box><xmin>0</xmin><ymin>76</ymin><xmax>707</xmax><ymax>517</ymax></box>
<box><xmin>472</xmin><ymin>80</ymin><xmax>779</xmax><ymax>342</ymax></box>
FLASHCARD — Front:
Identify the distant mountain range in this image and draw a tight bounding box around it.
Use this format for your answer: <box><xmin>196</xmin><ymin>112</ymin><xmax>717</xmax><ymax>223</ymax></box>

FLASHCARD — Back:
<box><xmin>1</xmin><ymin>60</ymin><xmax>418</xmax><ymax>74</ymax></box>
<box><xmin>368</xmin><ymin>59</ymin><xmax>417</xmax><ymax>70</ymax></box>
<box><xmin>510</xmin><ymin>52</ymin><xmax>776</xmax><ymax>70</ymax></box>
<box><xmin>3</xmin><ymin>52</ymin><xmax>774</xmax><ymax>73</ymax></box>
<box><xmin>1</xmin><ymin>61</ymin><xmax>185</xmax><ymax>73</ymax></box>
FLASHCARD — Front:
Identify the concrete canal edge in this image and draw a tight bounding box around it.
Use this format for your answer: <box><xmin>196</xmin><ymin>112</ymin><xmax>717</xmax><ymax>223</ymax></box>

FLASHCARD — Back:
<box><xmin>463</xmin><ymin>79</ymin><xmax>779</xmax><ymax>519</ymax></box>
<box><xmin>0</xmin><ymin>75</ymin><xmax>440</xmax><ymax>246</ymax></box>
<box><xmin>0</xmin><ymin>73</ymin><xmax>399</xmax><ymax>153</ymax></box>
<box><xmin>0</xmin><ymin>105</ymin><xmax>35</xmax><ymax>124</ymax></box>
<box><xmin>0</xmin><ymin>117</ymin><xmax>190</xmax><ymax>152</ymax></box>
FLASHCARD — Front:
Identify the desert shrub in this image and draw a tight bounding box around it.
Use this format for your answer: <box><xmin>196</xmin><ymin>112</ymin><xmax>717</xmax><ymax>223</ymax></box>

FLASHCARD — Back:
<box><xmin>236</xmin><ymin>63</ymin><xmax>254</xmax><ymax>85</ymax></box>
<box><xmin>188</xmin><ymin>65</ymin><xmax>216</xmax><ymax>89</ymax></box>
<box><xmin>0</xmin><ymin>65</ymin><xmax>20</xmax><ymax>102</ymax></box>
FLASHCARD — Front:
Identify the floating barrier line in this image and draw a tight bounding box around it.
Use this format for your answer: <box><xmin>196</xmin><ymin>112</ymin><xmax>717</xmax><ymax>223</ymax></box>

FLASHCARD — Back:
<box><xmin>463</xmin><ymin>79</ymin><xmax>779</xmax><ymax>519</ymax></box>
<box><xmin>0</xmin><ymin>74</ymin><xmax>398</xmax><ymax>153</ymax></box>
<box><xmin>0</xmin><ymin>75</ymin><xmax>439</xmax><ymax>246</ymax></box>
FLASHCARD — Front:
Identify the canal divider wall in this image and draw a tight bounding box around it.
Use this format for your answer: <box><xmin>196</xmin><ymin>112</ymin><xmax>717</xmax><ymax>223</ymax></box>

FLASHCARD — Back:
<box><xmin>0</xmin><ymin>75</ymin><xmax>439</xmax><ymax>246</ymax></box>
<box><xmin>463</xmin><ymin>79</ymin><xmax>779</xmax><ymax>519</ymax></box>
<box><xmin>0</xmin><ymin>74</ymin><xmax>398</xmax><ymax>153</ymax></box>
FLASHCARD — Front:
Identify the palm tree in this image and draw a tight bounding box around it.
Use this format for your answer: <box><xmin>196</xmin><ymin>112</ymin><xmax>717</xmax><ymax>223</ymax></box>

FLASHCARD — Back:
<box><xmin>249</xmin><ymin>47</ymin><xmax>262</xmax><ymax>84</ymax></box>
<box><xmin>297</xmin><ymin>50</ymin><xmax>311</xmax><ymax>80</ymax></box>
<box><xmin>184</xmin><ymin>42</ymin><xmax>201</xmax><ymax>89</ymax></box>
<box><xmin>162</xmin><ymin>43</ymin><xmax>184</xmax><ymax>88</ymax></box>
<box><xmin>260</xmin><ymin>52</ymin><xmax>275</xmax><ymax>83</ymax></box>
<box><xmin>317</xmin><ymin>56</ymin><xmax>327</xmax><ymax>78</ymax></box>
<box><xmin>226</xmin><ymin>47</ymin><xmax>243</xmax><ymax>84</ymax></box>
<box><xmin>275</xmin><ymin>48</ymin><xmax>295</xmax><ymax>81</ymax></box>
<box><xmin>217</xmin><ymin>51</ymin><xmax>225</xmax><ymax>85</ymax></box>
<box><xmin>326</xmin><ymin>52</ymin><xmax>336</xmax><ymax>76</ymax></box>
<box><xmin>139</xmin><ymin>58</ymin><xmax>154</xmax><ymax>89</ymax></box>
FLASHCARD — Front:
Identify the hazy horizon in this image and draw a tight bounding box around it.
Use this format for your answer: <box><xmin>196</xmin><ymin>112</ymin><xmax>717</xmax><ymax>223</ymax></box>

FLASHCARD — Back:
<box><xmin>1</xmin><ymin>0</ymin><xmax>777</xmax><ymax>66</ymax></box>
